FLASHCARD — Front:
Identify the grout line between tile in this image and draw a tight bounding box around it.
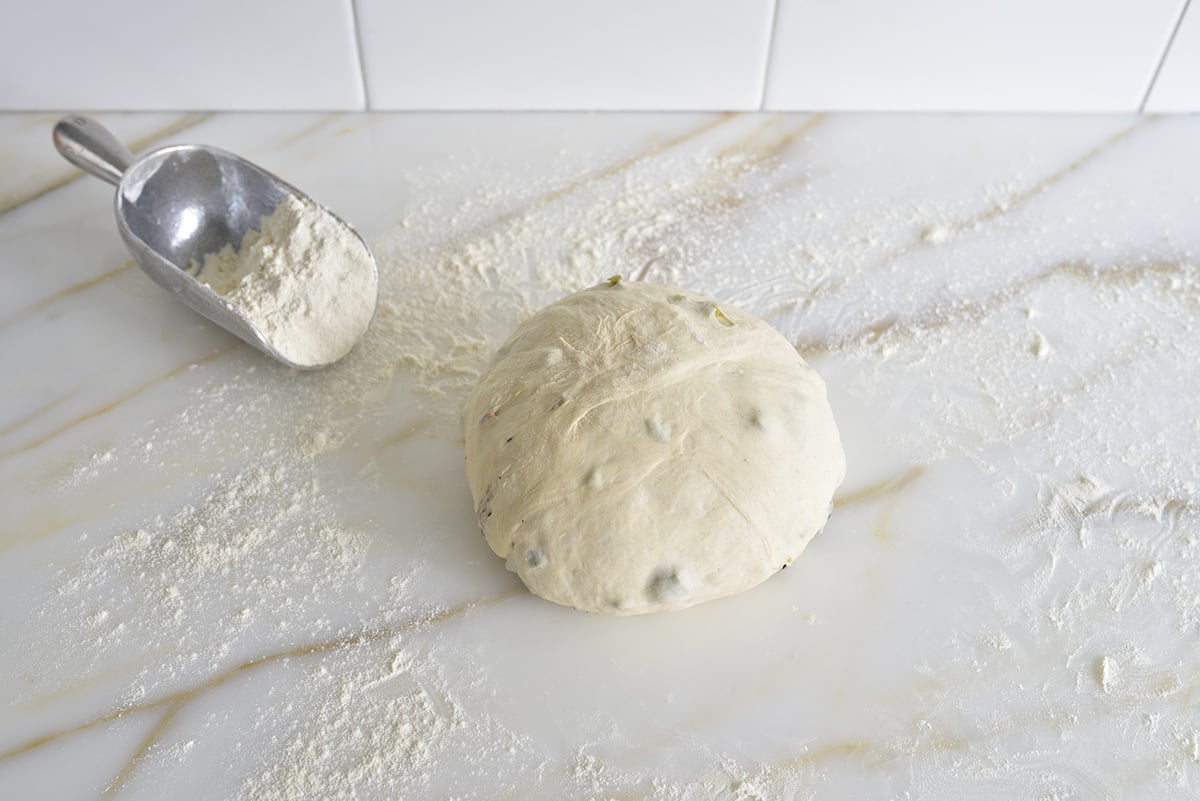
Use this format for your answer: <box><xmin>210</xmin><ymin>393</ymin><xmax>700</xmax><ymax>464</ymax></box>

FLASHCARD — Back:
<box><xmin>348</xmin><ymin>0</ymin><xmax>371</xmax><ymax>110</ymax></box>
<box><xmin>1140</xmin><ymin>0</ymin><xmax>1191</xmax><ymax>112</ymax></box>
<box><xmin>758</xmin><ymin>0</ymin><xmax>782</xmax><ymax>111</ymax></box>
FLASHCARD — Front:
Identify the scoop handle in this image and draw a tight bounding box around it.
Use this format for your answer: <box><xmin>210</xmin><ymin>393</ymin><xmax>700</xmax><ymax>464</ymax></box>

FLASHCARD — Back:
<box><xmin>52</xmin><ymin>114</ymin><xmax>134</xmax><ymax>186</ymax></box>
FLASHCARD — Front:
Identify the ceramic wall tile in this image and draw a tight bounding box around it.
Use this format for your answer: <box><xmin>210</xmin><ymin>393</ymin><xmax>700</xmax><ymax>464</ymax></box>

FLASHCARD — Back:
<box><xmin>355</xmin><ymin>0</ymin><xmax>774</xmax><ymax>110</ymax></box>
<box><xmin>0</xmin><ymin>1</ymin><xmax>364</xmax><ymax>110</ymax></box>
<box><xmin>2</xmin><ymin>2</ymin><xmax>1195</xmax><ymax>115</ymax></box>
<box><xmin>764</xmin><ymin>0</ymin><xmax>1187</xmax><ymax>111</ymax></box>
<box><xmin>1144</xmin><ymin>3</ymin><xmax>1200</xmax><ymax>111</ymax></box>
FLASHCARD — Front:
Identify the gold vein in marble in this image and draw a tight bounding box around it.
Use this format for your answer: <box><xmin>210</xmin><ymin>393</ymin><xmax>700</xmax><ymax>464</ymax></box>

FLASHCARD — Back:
<box><xmin>455</xmin><ymin>112</ymin><xmax>737</xmax><ymax>247</ymax></box>
<box><xmin>793</xmin><ymin>117</ymin><xmax>1154</xmax><ymax>308</ymax></box>
<box><xmin>103</xmin><ymin>700</ymin><xmax>185</xmax><ymax>799</ymax></box>
<box><xmin>766</xmin><ymin>735</ymin><xmax>967</xmax><ymax>777</ymax></box>
<box><xmin>0</xmin><ymin>342</ymin><xmax>238</xmax><ymax>462</ymax></box>
<box><xmin>263</xmin><ymin>111</ymin><xmax>344</xmax><ymax>153</ymax></box>
<box><xmin>1</xmin><ymin>462</ymin><xmax>188</xmax><ymax>553</ymax></box>
<box><xmin>17</xmin><ymin>652</ymin><xmax>159</xmax><ymax>713</ymax></box>
<box><xmin>951</xmin><ymin>118</ymin><xmax>1149</xmax><ymax>237</ymax></box>
<box><xmin>0</xmin><ymin>590</ymin><xmax>523</xmax><ymax>775</ymax></box>
<box><xmin>371</xmin><ymin>418</ymin><xmax>434</xmax><ymax>453</ymax></box>
<box><xmin>834</xmin><ymin>465</ymin><xmax>925</xmax><ymax>510</ymax></box>
<box><xmin>553</xmin><ymin>734</ymin><xmax>968</xmax><ymax>801</ymax></box>
<box><xmin>797</xmin><ymin>259</ymin><xmax>1193</xmax><ymax>358</ymax></box>
<box><xmin>0</xmin><ymin>383</ymin><xmax>80</xmax><ymax>439</ymax></box>
<box><xmin>631</xmin><ymin>114</ymin><xmax>825</xmax><ymax>282</ymax></box>
<box><xmin>0</xmin><ymin>113</ymin><xmax>212</xmax><ymax>219</ymax></box>
<box><xmin>717</xmin><ymin>113</ymin><xmax>825</xmax><ymax>166</ymax></box>
<box><xmin>0</xmin><ymin>260</ymin><xmax>134</xmax><ymax>331</ymax></box>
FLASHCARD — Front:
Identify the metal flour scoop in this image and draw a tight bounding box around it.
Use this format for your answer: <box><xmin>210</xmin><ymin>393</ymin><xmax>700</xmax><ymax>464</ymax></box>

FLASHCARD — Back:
<box><xmin>52</xmin><ymin>114</ymin><xmax>377</xmax><ymax>369</ymax></box>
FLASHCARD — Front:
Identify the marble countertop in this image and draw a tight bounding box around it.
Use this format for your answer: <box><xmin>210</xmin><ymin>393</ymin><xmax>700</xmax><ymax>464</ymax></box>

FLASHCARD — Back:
<box><xmin>1</xmin><ymin>112</ymin><xmax>1198</xmax><ymax>800</ymax></box>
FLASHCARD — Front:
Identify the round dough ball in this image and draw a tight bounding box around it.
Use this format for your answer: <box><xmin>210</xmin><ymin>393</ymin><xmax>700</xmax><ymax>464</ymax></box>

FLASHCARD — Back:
<box><xmin>462</xmin><ymin>279</ymin><xmax>845</xmax><ymax>615</ymax></box>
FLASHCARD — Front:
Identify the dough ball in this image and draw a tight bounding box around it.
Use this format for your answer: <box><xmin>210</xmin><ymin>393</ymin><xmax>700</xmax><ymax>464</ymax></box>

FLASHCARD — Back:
<box><xmin>462</xmin><ymin>279</ymin><xmax>845</xmax><ymax>615</ymax></box>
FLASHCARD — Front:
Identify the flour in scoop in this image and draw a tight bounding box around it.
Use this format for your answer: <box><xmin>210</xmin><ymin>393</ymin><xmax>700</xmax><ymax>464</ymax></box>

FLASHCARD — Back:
<box><xmin>192</xmin><ymin>194</ymin><xmax>378</xmax><ymax>367</ymax></box>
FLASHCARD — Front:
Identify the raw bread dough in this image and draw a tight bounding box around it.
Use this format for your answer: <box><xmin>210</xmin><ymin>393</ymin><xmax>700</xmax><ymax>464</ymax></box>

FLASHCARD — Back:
<box><xmin>462</xmin><ymin>279</ymin><xmax>845</xmax><ymax>615</ymax></box>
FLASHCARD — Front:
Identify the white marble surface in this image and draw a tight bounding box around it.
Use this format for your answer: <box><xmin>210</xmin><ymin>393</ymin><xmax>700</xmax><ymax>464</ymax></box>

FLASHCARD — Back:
<box><xmin>1</xmin><ymin>112</ymin><xmax>1199</xmax><ymax>800</ymax></box>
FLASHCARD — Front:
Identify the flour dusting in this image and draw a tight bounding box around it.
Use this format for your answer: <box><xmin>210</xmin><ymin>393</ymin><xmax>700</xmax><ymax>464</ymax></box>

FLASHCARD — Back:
<box><xmin>21</xmin><ymin>115</ymin><xmax>1200</xmax><ymax>799</ymax></box>
<box><xmin>192</xmin><ymin>194</ymin><xmax>377</xmax><ymax>367</ymax></box>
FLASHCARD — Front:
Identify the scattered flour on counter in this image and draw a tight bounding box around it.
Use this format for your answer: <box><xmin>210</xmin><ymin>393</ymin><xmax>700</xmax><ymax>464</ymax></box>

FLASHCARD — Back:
<box><xmin>31</xmin><ymin>115</ymin><xmax>1200</xmax><ymax>799</ymax></box>
<box><xmin>192</xmin><ymin>194</ymin><xmax>378</xmax><ymax>367</ymax></box>
<box><xmin>39</xmin><ymin>127</ymin><xmax>808</xmax><ymax>800</ymax></box>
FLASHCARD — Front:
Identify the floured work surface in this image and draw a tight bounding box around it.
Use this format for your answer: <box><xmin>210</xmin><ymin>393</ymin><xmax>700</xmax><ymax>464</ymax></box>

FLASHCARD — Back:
<box><xmin>0</xmin><ymin>113</ymin><xmax>1198</xmax><ymax>799</ymax></box>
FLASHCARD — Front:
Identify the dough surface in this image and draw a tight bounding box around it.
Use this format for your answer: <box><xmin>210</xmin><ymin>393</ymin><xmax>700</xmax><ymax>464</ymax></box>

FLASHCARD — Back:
<box><xmin>462</xmin><ymin>279</ymin><xmax>845</xmax><ymax>615</ymax></box>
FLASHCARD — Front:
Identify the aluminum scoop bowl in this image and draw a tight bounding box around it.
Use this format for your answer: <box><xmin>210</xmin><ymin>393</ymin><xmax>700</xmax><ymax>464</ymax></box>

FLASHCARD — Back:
<box><xmin>52</xmin><ymin>114</ymin><xmax>378</xmax><ymax>369</ymax></box>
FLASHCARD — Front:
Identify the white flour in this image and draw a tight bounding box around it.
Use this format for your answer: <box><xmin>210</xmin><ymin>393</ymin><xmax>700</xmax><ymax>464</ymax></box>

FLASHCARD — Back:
<box><xmin>193</xmin><ymin>194</ymin><xmax>378</xmax><ymax>367</ymax></box>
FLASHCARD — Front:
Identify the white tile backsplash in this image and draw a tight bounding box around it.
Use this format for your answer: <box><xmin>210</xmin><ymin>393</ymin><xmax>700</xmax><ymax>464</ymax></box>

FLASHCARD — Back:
<box><xmin>354</xmin><ymin>0</ymin><xmax>775</xmax><ymax>110</ymax></box>
<box><xmin>0</xmin><ymin>0</ymin><xmax>364</xmax><ymax>110</ymax></box>
<box><xmin>764</xmin><ymin>0</ymin><xmax>1187</xmax><ymax>111</ymax></box>
<box><xmin>1144</xmin><ymin>2</ymin><xmax>1200</xmax><ymax>112</ymax></box>
<box><xmin>0</xmin><ymin>1</ymin><xmax>1198</xmax><ymax>111</ymax></box>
